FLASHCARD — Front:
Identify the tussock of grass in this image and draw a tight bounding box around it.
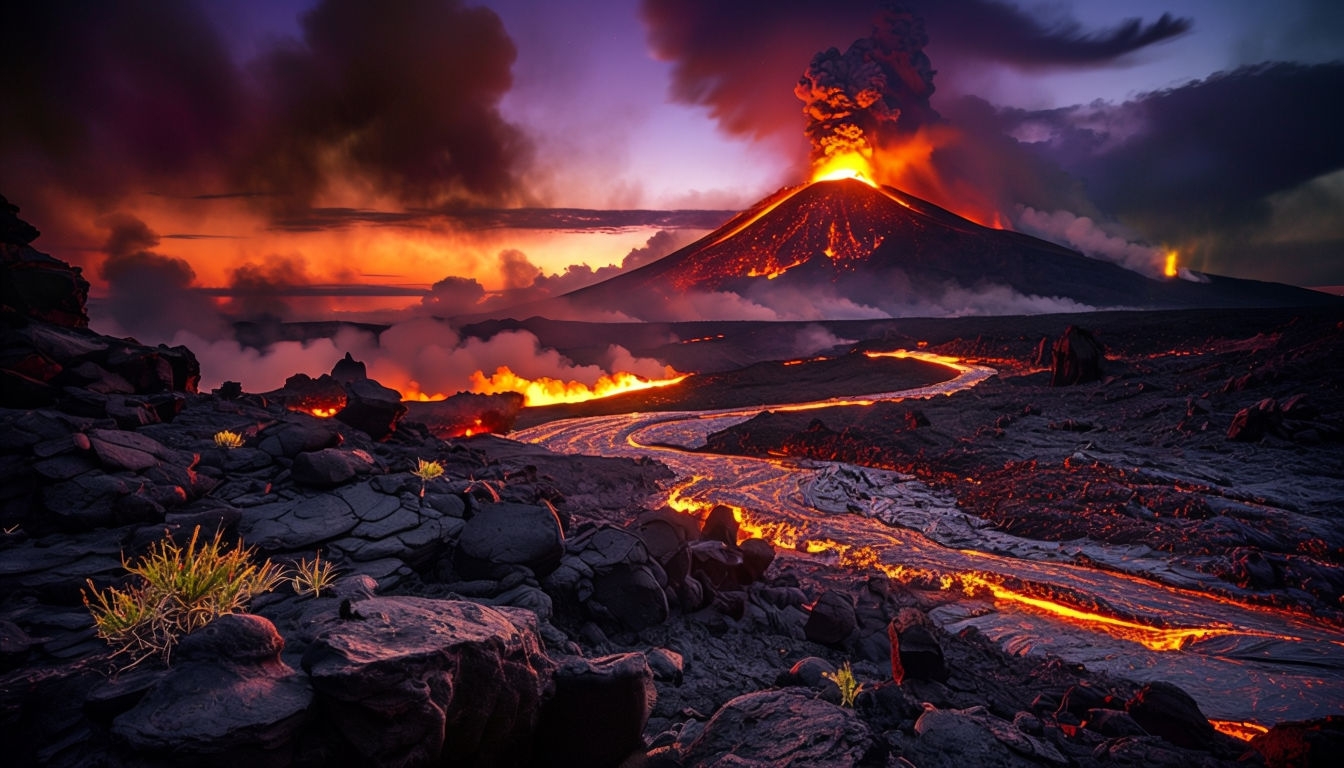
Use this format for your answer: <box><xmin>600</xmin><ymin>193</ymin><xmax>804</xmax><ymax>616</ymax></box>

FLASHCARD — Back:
<box><xmin>213</xmin><ymin>430</ymin><xmax>245</xmax><ymax>449</ymax></box>
<box><xmin>291</xmin><ymin>552</ymin><xmax>338</xmax><ymax>597</ymax></box>
<box><xmin>82</xmin><ymin>526</ymin><xmax>284</xmax><ymax>667</ymax></box>
<box><xmin>822</xmin><ymin>660</ymin><xmax>864</xmax><ymax>707</ymax></box>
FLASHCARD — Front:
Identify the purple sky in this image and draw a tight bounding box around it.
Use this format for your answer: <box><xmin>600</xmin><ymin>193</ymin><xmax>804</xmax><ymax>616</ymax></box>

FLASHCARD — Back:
<box><xmin>3</xmin><ymin>0</ymin><xmax>1342</xmax><ymax>315</ymax></box>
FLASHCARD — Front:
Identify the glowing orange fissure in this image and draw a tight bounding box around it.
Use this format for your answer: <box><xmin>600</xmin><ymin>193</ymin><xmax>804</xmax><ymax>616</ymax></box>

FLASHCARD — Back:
<box><xmin>397</xmin><ymin>366</ymin><xmax>688</xmax><ymax>408</ymax></box>
<box><xmin>1164</xmin><ymin>250</ymin><xmax>1179</xmax><ymax>278</ymax></box>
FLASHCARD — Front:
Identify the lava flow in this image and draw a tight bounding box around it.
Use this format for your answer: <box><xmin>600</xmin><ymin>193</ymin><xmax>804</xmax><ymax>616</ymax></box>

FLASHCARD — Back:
<box><xmin>514</xmin><ymin>352</ymin><xmax>1344</xmax><ymax>724</ymax></box>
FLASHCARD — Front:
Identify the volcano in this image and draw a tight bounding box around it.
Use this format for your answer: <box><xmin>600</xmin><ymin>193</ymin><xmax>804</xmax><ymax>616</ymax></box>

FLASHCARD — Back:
<box><xmin>554</xmin><ymin>179</ymin><xmax>1336</xmax><ymax>320</ymax></box>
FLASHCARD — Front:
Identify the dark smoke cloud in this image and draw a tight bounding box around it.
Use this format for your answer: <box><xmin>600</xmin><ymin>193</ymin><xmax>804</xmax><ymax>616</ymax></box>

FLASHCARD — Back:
<box><xmin>96</xmin><ymin>213</ymin><xmax>224</xmax><ymax>341</ymax></box>
<box><xmin>987</xmin><ymin>62</ymin><xmax>1344</xmax><ymax>283</ymax></box>
<box><xmin>247</xmin><ymin>0</ymin><xmax>530</xmax><ymax>209</ymax></box>
<box><xmin>0</xmin><ymin>0</ymin><xmax>529</xmax><ymax>218</ymax></box>
<box><xmin>640</xmin><ymin>0</ymin><xmax>1191</xmax><ymax>157</ymax></box>
<box><xmin>796</xmin><ymin>4</ymin><xmax>939</xmax><ymax>167</ymax></box>
<box><xmin>1027</xmin><ymin>63</ymin><xmax>1344</xmax><ymax>233</ymax></box>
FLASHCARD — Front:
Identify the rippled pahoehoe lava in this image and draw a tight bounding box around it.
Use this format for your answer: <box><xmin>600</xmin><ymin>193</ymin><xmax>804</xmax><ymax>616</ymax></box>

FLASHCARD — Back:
<box><xmin>514</xmin><ymin>351</ymin><xmax>1344</xmax><ymax>725</ymax></box>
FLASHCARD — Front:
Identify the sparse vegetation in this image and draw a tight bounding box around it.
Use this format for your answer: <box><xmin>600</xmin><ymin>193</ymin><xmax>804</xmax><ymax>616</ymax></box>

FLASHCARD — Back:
<box><xmin>290</xmin><ymin>552</ymin><xmax>338</xmax><ymax>597</ymax></box>
<box><xmin>413</xmin><ymin>458</ymin><xmax>445</xmax><ymax>496</ymax></box>
<box><xmin>822</xmin><ymin>660</ymin><xmax>863</xmax><ymax>707</ymax></box>
<box><xmin>82</xmin><ymin>526</ymin><xmax>285</xmax><ymax>667</ymax></box>
<box><xmin>213</xmin><ymin>429</ymin><xmax>245</xmax><ymax>449</ymax></box>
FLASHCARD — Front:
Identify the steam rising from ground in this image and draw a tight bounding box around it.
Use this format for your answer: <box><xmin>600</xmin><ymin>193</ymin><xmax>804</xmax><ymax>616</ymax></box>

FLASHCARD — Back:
<box><xmin>175</xmin><ymin>319</ymin><xmax>672</xmax><ymax>399</ymax></box>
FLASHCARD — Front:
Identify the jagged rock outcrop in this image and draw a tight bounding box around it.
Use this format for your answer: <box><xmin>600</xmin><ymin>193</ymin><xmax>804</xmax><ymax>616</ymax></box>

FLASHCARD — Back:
<box><xmin>1050</xmin><ymin>325</ymin><xmax>1104</xmax><ymax>386</ymax></box>
<box><xmin>301</xmin><ymin>597</ymin><xmax>555</xmax><ymax>767</ymax></box>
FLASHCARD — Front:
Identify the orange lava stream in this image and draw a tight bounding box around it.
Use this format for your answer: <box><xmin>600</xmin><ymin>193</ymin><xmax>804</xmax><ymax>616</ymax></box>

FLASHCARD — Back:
<box><xmin>1164</xmin><ymin>250</ymin><xmax>1180</xmax><ymax>278</ymax></box>
<box><xmin>307</xmin><ymin>407</ymin><xmax>340</xmax><ymax>418</ymax></box>
<box><xmin>468</xmin><ymin>365</ymin><xmax>687</xmax><ymax>407</ymax></box>
<box><xmin>1209</xmin><ymin>720</ymin><xmax>1270</xmax><ymax>741</ymax></box>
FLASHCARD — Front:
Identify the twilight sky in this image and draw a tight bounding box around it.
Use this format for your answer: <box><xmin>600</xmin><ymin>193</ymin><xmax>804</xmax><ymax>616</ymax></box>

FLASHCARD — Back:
<box><xmin>3</xmin><ymin>0</ymin><xmax>1342</xmax><ymax>338</ymax></box>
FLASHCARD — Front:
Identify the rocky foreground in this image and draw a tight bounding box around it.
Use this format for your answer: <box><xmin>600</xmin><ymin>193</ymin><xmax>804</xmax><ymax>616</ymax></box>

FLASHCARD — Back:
<box><xmin>2</xmin><ymin>200</ymin><xmax>1341</xmax><ymax>766</ymax></box>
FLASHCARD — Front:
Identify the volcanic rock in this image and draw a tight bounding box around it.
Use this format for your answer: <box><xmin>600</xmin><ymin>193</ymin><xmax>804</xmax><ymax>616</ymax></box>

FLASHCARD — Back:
<box><xmin>403</xmin><ymin>391</ymin><xmax>525</xmax><ymax>438</ymax></box>
<box><xmin>679</xmin><ymin>689</ymin><xmax>877</xmax><ymax>767</ymax></box>
<box><xmin>1</xmin><ymin>198</ymin><xmax>89</xmax><ymax>329</ymax></box>
<box><xmin>804</xmin><ymin>589</ymin><xmax>858</xmax><ymax>646</ymax></box>
<box><xmin>329</xmin><ymin>352</ymin><xmax>366</xmax><ymax>383</ymax></box>
<box><xmin>111</xmin><ymin>614</ymin><xmax>312</xmax><ymax>759</ymax></box>
<box><xmin>889</xmin><ymin>621</ymin><xmax>948</xmax><ymax>683</ymax></box>
<box><xmin>256</xmin><ymin>420</ymin><xmax>342</xmax><ymax>459</ymax></box>
<box><xmin>1125</xmin><ymin>680</ymin><xmax>1216</xmax><ymax>749</ymax></box>
<box><xmin>335</xmin><ymin>377</ymin><xmax>406</xmax><ymax>441</ymax></box>
<box><xmin>301</xmin><ymin>597</ymin><xmax>555</xmax><ymax>767</ymax></box>
<box><xmin>455</xmin><ymin>501</ymin><xmax>565</xmax><ymax>578</ymax></box>
<box><xmin>289</xmin><ymin>447</ymin><xmax>374</xmax><ymax>488</ymax></box>
<box><xmin>536</xmin><ymin>652</ymin><xmax>655</xmax><ymax>768</ymax></box>
<box><xmin>581</xmin><ymin>527</ymin><xmax>669</xmax><ymax>631</ymax></box>
<box><xmin>1050</xmin><ymin>325</ymin><xmax>1104</xmax><ymax>386</ymax></box>
<box><xmin>700</xmin><ymin>503</ymin><xmax>739</xmax><ymax>546</ymax></box>
<box><xmin>1227</xmin><ymin>397</ymin><xmax>1284</xmax><ymax>441</ymax></box>
<box><xmin>912</xmin><ymin>705</ymin><xmax>1066</xmax><ymax>767</ymax></box>
<box><xmin>737</xmin><ymin>537</ymin><xmax>775</xmax><ymax>583</ymax></box>
<box><xmin>1250</xmin><ymin>715</ymin><xmax>1344</xmax><ymax>768</ymax></box>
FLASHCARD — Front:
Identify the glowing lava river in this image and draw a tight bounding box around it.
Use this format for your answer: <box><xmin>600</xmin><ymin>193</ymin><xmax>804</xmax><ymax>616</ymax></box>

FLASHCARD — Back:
<box><xmin>513</xmin><ymin>354</ymin><xmax>1344</xmax><ymax>726</ymax></box>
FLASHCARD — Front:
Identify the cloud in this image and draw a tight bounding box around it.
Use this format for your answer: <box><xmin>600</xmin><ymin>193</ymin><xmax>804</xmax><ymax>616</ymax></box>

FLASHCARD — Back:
<box><xmin>1015</xmin><ymin>207</ymin><xmax>1164</xmax><ymax>278</ymax></box>
<box><xmin>0</xmin><ymin>0</ymin><xmax>531</xmax><ymax>219</ymax></box>
<box><xmin>95</xmin><ymin>213</ymin><xmax>224</xmax><ymax>341</ymax></box>
<box><xmin>639</xmin><ymin>0</ymin><xmax>1190</xmax><ymax>157</ymax></box>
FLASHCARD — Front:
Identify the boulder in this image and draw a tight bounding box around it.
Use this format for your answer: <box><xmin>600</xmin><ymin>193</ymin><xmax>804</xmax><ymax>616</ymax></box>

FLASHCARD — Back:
<box><xmin>536</xmin><ymin>653</ymin><xmax>655</xmax><ymax>768</ymax></box>
<box><xmin>804</xmin><ymin>590</ymin><xmax>857</xmax><ymax>646</ymax></box>
<box><xmin>680</xmin><ymin>689</ymin><xmax>877</xmax><ymax>767</ymax></box>
<box><xmin>1050</xmin><ymin>325</ymin><xmax>1104</xmax><ymax>386</ymax></box>
<box><xmin>455</xmin><ymin>502</ymin><xmax>565</xmax><ymax>579</ymax></box>
<box><xmin>889</xmin><ymin>621</ymin><xmax>948</xmax><ymax>683</ymax></box>
<box><xmin>335</xmin><ymin>377</ymin><xmax>406</xmax><ymax>441</ymax></box>
<box><xmin>701</xmin><ymin>504</ymin><xmax>739</xmax><ymax>546</ymax></box>
<box><xmin>256</xmin><ymin>420</ymin><xmax>342</xmax><ymax>459</ymax></box>
<box><xmin>1227</xmin><ymin>397</ymin><xmax>1284</xmax><ymax>442</ymax></box>
<box><xmin>302</xmin><ymin>597</ymin><xmax>555</xmax><ymax>767</ymax></box>
<box><xmin>112</xmin><ymin>614</ymin><xmax>312</xmax><ymax>760</ymax></box>
<box><xmin>913</xmin><ymin>705</ymin><xmax>1065</xmax><ymax>767</ymax></box>
<box><xmin>738</xmin><ymin>537</ymin><xmax>775</xmax><ymax>583</ymax></box>
<box><xmin>1125</xmin><ymin>680</ymin><xmax>1216</xmax><ymax>749</ymax></box>
<box><xmin>1251</xmin><ymin>715</ymin><xmax>1344</xmax><ymax>768</ymax></box>
<box><xmin>290</xmin><ymin>448</ymin><xmax>374</xmax><ymax>488</ymax></box>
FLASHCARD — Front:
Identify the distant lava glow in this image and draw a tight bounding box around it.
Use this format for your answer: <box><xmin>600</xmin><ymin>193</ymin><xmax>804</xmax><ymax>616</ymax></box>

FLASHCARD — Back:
<box><xmin>1164</xmin><ymin>250</ymin><xmax>1180</xmax><ymax>278</ymax></box>
<box><xmin>467</xmin><ymin>366</ymin><xmax>687</xmax><ymax>407</ymax></box>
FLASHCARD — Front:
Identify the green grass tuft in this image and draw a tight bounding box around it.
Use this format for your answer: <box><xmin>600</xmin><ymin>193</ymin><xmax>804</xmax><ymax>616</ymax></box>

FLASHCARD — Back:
<box><xmin>82</xmin><ymin>526</ymin><xmax>284</xmax><ymax>667</ymax></box>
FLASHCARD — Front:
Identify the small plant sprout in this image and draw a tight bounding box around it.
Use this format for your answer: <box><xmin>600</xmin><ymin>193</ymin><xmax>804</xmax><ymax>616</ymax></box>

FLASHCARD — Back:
<box><xmin>213</xmin><ymin>430</ymin><xmax>245</xmax><ymax>449</ymax></box>
<box><xmin>291</xmin><ymin>552</ymin><xmax>338</xmax><ymax>597</ymax></box>
<box><xmin>412</xmin><ymin>458</ymin><xmax>445</xmax><ymax>497</ymax></box>
<box><xmin>822</xmin><ymin>661</ymin><xmax>864</xmax><ymax>708</ymax></box>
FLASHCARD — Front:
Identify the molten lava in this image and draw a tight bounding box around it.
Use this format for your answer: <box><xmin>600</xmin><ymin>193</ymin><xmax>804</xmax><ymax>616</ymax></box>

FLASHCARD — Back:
<box><xmin>469</xmin><ymin>365</ymin><xmax>687</xmax><ymax>407</ymax></box>
<box><xmin>1164</xmin><ymin>250</ymin><xmax>1179</xmax><ymax>278</ymax></box>
<box><xmin>811</xmin><ymin>151</ymin><xmax>879</xmax><ymax>188</ymax></box>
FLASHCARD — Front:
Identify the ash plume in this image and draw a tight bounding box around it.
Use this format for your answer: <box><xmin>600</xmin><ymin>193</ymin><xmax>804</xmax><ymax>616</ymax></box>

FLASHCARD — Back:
<box><xmin>641</xmin><ymin>0</ymin><xmax>1191</xmax><ymax>161</ymax></box>
<box><xmin>795</xmin><ymin>3</ymin><xmax>939</xmax><ymax>169</ymax></box>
